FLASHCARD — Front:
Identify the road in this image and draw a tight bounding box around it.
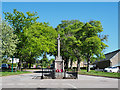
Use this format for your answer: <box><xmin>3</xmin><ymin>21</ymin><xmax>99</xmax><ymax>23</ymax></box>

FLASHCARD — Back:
<box><xmin>1</xmin><ymin>72</ymin><xmax>119</xmax><ymax>88</ymax></box>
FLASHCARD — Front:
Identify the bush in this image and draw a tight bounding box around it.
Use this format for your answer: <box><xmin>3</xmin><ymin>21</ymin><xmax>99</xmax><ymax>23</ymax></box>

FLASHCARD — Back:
<box><xmin>73</xmin><ymin>67</ymin><xmax>77</xmax><ymax>69</ymax></box>
<box><xmin>2</xmin><ymin>59</ymin><xmax>8</xmax><ymax>63</ymax></box>
<box><xmin>80</xmin><ymin>67</ymin><xmax>87</xmax><ymax>70</ymax></box>
<box><xmin>31</xmin><ymin>64</ymin><xmax>33</xmax><ymax>67</ymax></box>
<box><xmin>7</xmin><ymin>63</ymin><xmax>17</xmax><ymax>67</ymax></box>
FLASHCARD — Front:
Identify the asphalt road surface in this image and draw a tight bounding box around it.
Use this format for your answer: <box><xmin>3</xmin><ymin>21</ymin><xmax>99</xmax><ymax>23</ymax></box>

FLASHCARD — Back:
<box><xmin>1</xmin><ymin>72</ymin><xmax>119</xmax><ymax>89</ymax></box>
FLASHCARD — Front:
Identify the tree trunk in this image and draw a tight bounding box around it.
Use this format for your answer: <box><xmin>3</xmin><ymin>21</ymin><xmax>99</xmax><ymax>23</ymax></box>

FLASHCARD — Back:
<box><xmin>70</xmin><ymin>59</ymin><xmax>73</xmax><ymax>69</ymax></box>
<box><xmin>19</xmin><ymin>60</ymin><xmax>22</xmax><ymax>71</ymax></box>
<box><xmin>29</xmin><ymin>62</ymin><xmax>31</xmax><ymax>69</ymax></box>
<box><xmin>25</xmin><ymin>62</ymin><xmax>28</xmax><ymax>69</ymax></box>
<box><xmin>64</xmin><ymin>57</ymin><xmax>69</xmax><ymax>69</ymax></box>
<box><xmin>87</xmin><ymin>58</ymin><xmax>90</xmax><ymax>72</ymax></box>
<box><xmin>66</xmin><ymin>58</ymin><xmax>69</xmax><ymax>69</ymax></box>
<box><xmin>77</xmin><ymin>58</ymin><xmax>81</xmax><ymax>72</ymax></box>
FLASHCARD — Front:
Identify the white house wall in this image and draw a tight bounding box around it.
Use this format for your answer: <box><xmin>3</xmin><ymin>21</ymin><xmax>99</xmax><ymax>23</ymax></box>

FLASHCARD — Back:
<box><xmin>8</xmin><ymin>58</ymin><xmax>19</xmax><ymax>63</ymax></box>
<box><xmin>110</xmin><ymin>51</ymin><xmax>120</xmax><ymax>66</ymax></box>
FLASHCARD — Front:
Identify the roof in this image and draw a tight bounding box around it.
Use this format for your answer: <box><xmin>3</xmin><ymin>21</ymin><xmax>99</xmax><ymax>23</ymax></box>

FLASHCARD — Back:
<box><xmin>103</xmin><ymin>49</ymin><xmax>120</xmax><ymax>61</ymax></box>
<box><xmin>93</xmin><ymin>49</ymin><xmax>120</xmax><ymax>64</ymax></box>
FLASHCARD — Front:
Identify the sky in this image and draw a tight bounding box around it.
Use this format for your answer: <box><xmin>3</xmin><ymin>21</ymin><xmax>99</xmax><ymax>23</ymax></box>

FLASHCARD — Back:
<box><xmin>1</xmin><ymin>2</ymin><xmax>119</xmax><ymax>60</ymax></box>
<box><xmin>1</xmin><ymin>0</ymin><xmax>120</xmax><ymax>2</ymax></box>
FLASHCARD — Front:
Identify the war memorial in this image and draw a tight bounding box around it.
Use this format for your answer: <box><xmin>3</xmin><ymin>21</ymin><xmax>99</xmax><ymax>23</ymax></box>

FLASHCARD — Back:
<box><xmin>40</xmin><ymin>34</ymin><xmax>77</xmax><ymax>79</ymax></box>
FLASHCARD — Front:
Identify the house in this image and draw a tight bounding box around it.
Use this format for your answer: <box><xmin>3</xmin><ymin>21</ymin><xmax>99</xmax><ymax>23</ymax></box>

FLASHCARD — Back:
<box><xmin>8</xmin><ymin>57</ymin><xmax>19</xmax><ymax>63</ymax></box>
<box><xmin>94</xmin><ymin>49</ymin><xmax>120</xmax><ymax>69</ymax></box>
<box><xmin>68</xmin><ymin>60</ymin><xmax>87</xmax><ymax>68</ymax></box>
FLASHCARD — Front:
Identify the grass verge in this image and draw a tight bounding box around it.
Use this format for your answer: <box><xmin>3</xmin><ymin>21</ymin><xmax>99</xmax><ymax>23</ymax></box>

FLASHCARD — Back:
<box><xmin>78</xmin><ymin>70</ymin><xmax>120</xmax><ymax>78</ymax></box>
<box><xmin>1</xmin><ymin>71</ymin><xmax>32</xmax><ymax>76</ymax></box>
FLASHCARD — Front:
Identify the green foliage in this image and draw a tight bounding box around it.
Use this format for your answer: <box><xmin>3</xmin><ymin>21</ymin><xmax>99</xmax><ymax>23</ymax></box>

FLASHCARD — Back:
<box><xmin>3</xmin><ymin>9</ymin><xmax>57</xmax><ymax>69</ymax></box>
<box><xmin>3</xmin><ymin>9</ymin><xmax>39</xmax><ymax>64</ymax></box>
<box><xmin>56</xmin><ymin>20</ymin><xmax>83</xmax><ymax>56</ymax></box>
<box><xmin>3</xmin><ymin>9</ymin><xmax>108</xmax><ymax>72</ymax></box>
<box><xmin>2</xmin><ymin>58</ymin><xmax>8</xmax><ymax>63</ymax></box>
<box><xmin>78</xmin><ymin>21</ymin><xmax>108</xmax><ymax>72</ymax></box>
<box><xmin>56</xmin><ymin>20</ymin><xmax>84</xmax><ymax>69</ymax></box>
<box><xmin>40</xmin><ymin>53</ymin><xmax>49</xmax><ymax>68</ymax></box>
<box><xmin>49</xmin><ymin>58</ymin><xmax>55</xmax><ymax>64</ymax></box>
<box><xmin>1</xmin><ymin>21</ymin><xmax>19</xmax><ymax>57</ymax></box>
<box><xmin>7</xmin><ymin>63</ymin><xmax>16</xmax><ymax>67</ymax></box>
<box><xmin>56</xmin><ymin>20</ymin><xmax>108</xmax><ymax>71</ymax></box>
<box><xmin>23</xmin><ymin>22</ymin><xmax>57</xmax><ymax>54</ymax></box>
<box><xmin>81</xmin><ymin>21</ymin><xmax>108</xmax><ymax>58</ymax></box>
<box><xmin>3</xmin><ymin>9</ymin><xmax>39</xmax><ymax>35</ymax></box>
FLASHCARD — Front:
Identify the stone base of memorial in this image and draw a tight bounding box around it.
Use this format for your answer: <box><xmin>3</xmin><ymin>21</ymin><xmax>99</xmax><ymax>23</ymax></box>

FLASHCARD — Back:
<box><xmin>40</xmin><ymin>72</ymin><xmax>77</xmax><ymax>79</ymax></box>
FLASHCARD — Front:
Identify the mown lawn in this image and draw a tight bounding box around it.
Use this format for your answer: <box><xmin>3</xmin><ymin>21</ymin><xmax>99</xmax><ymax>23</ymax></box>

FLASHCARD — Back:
<box><xmin>78</xmin><ymin>70</ymin><xmax>120</xmax><ymax>78</ymax></box>
<box><xmin>1</xmin><ymin>71</ymin><xmax>32</xmax><ymax>76</ymax></box>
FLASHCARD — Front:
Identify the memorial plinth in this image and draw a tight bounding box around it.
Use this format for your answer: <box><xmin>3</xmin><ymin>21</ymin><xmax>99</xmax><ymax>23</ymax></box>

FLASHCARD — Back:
<box><xmin>55</xmin><ymin>56</ymin><xmax>64</xmax><ymax>72</ymax></box>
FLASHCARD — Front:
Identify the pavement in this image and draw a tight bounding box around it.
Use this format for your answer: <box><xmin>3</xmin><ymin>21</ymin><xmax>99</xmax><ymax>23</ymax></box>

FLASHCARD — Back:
<box><xmin>1</xmin><ymin>72</ymin><xmax>119</xmax><ymax>88</ymax></box>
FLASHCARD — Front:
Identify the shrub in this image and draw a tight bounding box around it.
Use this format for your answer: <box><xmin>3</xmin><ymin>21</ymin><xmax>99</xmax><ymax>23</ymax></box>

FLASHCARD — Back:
<box><xmin>7</xmin><ymin>63</ymin><xmax>17</xmax><ymax>67</ymax></box>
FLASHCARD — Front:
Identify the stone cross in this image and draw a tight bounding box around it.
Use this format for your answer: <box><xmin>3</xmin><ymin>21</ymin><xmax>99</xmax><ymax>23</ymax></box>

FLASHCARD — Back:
<box><xmin>57</xmin><ymin>34</ymin><xmax>60</xmax><ymax>58</ymax></box>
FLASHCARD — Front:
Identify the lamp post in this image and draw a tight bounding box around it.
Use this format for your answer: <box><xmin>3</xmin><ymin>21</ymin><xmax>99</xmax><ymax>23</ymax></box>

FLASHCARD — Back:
<box><xmin>41</xmin><ymin>60</ymin><xmax>43</xmax><ymax>79</ymax></box>
<box><xmin>11</xmin><ymin>56</ymin><xmax>14</xmax><ymax>72</ymax></box>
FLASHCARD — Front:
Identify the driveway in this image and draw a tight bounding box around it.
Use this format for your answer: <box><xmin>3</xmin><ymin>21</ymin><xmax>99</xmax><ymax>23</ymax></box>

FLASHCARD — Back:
<box><xmin>1</xmin><ymin>72</ymin><xmax>119</xmax><ymax>88</ymax></box>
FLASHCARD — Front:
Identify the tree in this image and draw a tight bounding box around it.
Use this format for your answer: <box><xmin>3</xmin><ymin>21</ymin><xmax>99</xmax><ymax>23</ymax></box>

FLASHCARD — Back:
<box><xmin>1</xmin><ymin>21</ymin><xmax>19</xmax><ymax>57</ymax></box>
<box><xmin>56</xmin><ymin>20</ymin><xmax>108</xmax><ymax>72</ymax></box>
<box><xmin>23</xmin><ymin>22</ymin><xmax>57</xmax><ymax>68</ymax></box>
<box><xmin>0</xmin><ymin>17</ymin><xmax>2</xmax><ymax>59</ymax></box>
<box><xmin>40</xmin><ymin>53</ymin><xmax>49</xmax><ymax>68</ymax></box>
<box><xmin>2</xmin><ymin>58</ymin><xmax>8</xmax><ymax>63</ymax></box>
<box><xmin>3</xmin><ymin>9</ymin><xmax>39</xmax><ymax>35</ymax></box>
<box><xmin>56</xmin><ymin>20</ymin><xmax>84</xmax><ymax>70</ymax></box>
<box><xmin>80</xmin><ymin>21</ymin><xmax>108</xmax><ymax>72</ymax></box>
<box><xmin>3</xmin><ymin>9</ymin><xmax>39</xmax><ymax>70</ymax></box>
<box><xmin>23</xmin><ymin>22</ymin><xmax>57</xmax><ymax>53</ymax></box>
<box><xmin>49</xmin><ymin>58</ymin><xmax>55</xmax><ymax>65</ymax></box>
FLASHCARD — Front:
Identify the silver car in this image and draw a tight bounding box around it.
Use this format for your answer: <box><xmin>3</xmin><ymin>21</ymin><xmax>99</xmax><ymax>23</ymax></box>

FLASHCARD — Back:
<box><xmin>104</xmin><ymin>66</ymin><xmax>119</xmax><ymax>73</ymax></box>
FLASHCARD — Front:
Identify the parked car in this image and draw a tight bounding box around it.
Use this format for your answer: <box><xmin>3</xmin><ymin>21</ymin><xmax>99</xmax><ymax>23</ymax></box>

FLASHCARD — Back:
<box><xmin>1</xmin><ymin>63</ymin><xmax>11</xmax><ymax>70</ymax></box>
<box><xmin>104</xmin><ymin>66</ymin><xmax>119</xmax><ymax>73</ymax></box>
<box><xmin>37</xmin><ymin>65</ymin><xmax>41</xmax><ymax>68</ymax></box>
<box><xmin>8</xmin><ymin>64</ymin><xmax>11</xmax><ymax>69</ymax></box>
<box><xmin>90</xmin><ymin>65</ymin><xmax>97</xmax><ymax>70</ymax></box>
<box><xmin>1</xmin><ymin>63</ymin><xmax>9</xmax><ymax>69</ymax></box>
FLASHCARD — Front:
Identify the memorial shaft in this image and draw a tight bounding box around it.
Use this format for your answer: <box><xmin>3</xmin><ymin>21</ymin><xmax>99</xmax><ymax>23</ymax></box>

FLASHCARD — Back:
<box><xmin>58</xmin><ymin>34</ymin><xmax>60</xmax><ymax>57</ymax></box>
